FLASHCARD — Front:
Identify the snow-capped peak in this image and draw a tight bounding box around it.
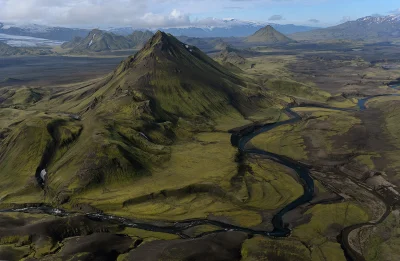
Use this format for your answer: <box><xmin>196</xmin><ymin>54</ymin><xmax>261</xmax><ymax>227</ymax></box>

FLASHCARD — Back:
<box><xmin>356</xmin><ymin>14</ymin><xmax>400</xmax><ymax>24</ymax></box>
<box><xmin>0</xmin><ymin>22</ymin><xmax>51</xmax><ymax>33</ymax></box>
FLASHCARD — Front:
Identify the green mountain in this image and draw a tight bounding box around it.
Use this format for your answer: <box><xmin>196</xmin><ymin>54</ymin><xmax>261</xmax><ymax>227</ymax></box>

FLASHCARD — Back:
<box><xmin>63</xmin><ymin>29</ymin><xmax>134</xmax><ymax>53</ymax></box>
<box><xmin>127</xmin><ymin>30</ymin><xmax>154</xmax><ymax>48</ymax></box>
<box><xmin>213</xmin><ymin>38</ymin><xmax>231</xmax><ymax>50</ymax></box>
<box><xmin>60</xmin><ymin>36</ymin><xmax>83</xmax><ymax>49</ymax></box>
<box><xmin>215</xmin><ymin>44</ymin><xmax>247</xmax><ymax>66</ymax></box>
<box><xmin>0</xmin><ymin>31</ymin><xmax>274</xmax><ymax>205</ymax></box>
<box><xmin>246</xmin><ymin>25</ymin><xmax>295</xmax><ymax>44</ymax></box>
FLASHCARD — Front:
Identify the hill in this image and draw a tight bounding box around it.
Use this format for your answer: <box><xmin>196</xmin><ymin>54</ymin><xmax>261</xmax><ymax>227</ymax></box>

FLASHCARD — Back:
<box><xmin>0</xmin><ymin>31</ymin><xmax>276</xmax><ymax>206</ymax></box>
<box><xmin>60</xmin><ymin>36</ymin><xmax>83</xmax><ymax>49</ymax></box>
<box><xmin>62</xmin><ymin>29</ymin><xmax>134</xmax><ymax>53</ymax></box>
<box><xmin>246</xmin><ymin>25</ymin><xmax>295</xmax><ymax>44</ymax></box>
<box><xmin>0</xmin><ymin>41</ymin><xmax>18</xmax><ymax>56</ymax></box>
<box><xmin>291</xmin><ymin>15</ymin><xmax>400</xmax><ymax>42</ymax></box>
<box><xmin>214</xmin><ymin>44</ymin><xmax>247</xmax><ymax>66</ymax></box>
<box><xmin>0</xmin><ymin>41</ymin><xmax>53</xmax><ymax>56</ymax></box>
<box><xmin>109</xmin><ymin>31</ymin><xmax>262</xmax><ymax>119</ymax></box>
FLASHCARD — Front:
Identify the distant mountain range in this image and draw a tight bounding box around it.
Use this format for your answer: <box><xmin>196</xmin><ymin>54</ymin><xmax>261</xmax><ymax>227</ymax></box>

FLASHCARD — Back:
<box><xmin>291</xmin><ymin>14</ymin><xmax>400</xmax><ymax>41</ymax></box>
<box><xmin>61</xmin><ymin>29</ymin><xmax>153</xmax><ymax>53</ymax></box>
<box><xmin>0</xmin><ymin>22</ymin><xmax>89</xmax><ymax>41</ymax></box>
<box><xmin>0</xmin><ymin>41</ymin><xmax>52</xmax><ymax>56</ymax></box>
<box><xmin>0</xmin><ymin>20</ymin><xmax>318</xmax><ymax>42</ymax></box>
<box><xmin>60</xmin><ymin>26</ymin><xmax>298</xmax><ymax>54</ymax></box>
<box><xmin>110</xmin><ymin>19</ymin><xmax>319</xmax><ymax>38</ymax></box>
<box><xmin>3</xmin><ymin>14</ymin><xmax>400</xmax><ymax>45</ymax></box>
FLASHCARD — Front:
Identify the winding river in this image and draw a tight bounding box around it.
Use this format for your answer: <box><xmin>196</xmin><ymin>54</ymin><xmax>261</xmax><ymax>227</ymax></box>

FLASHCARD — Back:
<box><xmin>2</xmin><ymin>93</ymin><xmax>400</xmax><ymax>259</ymax></box>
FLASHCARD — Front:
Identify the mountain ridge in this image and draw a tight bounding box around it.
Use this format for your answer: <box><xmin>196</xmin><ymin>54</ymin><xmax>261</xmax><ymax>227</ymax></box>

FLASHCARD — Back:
<box><xmin>0</xmin><ymin>20</ymin><xmax>319</xmax><ymax>41</ymax></box>
<box><xmin>61</xmin><ymin>29</ymin><xmax>152</xmax><ymax>53</ymax></box>
<box><xmin>291</xmin><ymin>14</ymin><xmax>400</xmax><ymax>41</ymax></box>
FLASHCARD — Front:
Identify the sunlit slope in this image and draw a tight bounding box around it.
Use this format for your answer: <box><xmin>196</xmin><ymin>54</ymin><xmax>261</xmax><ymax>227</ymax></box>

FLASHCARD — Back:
<box><xmin>0</xmin><ymin>31</ymin><xmax>283</xmax><ymax>206</ymax></box>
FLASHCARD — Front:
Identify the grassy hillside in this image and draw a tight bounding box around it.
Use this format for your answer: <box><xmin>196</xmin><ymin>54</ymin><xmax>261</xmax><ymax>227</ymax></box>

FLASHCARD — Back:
<box><xmin>127</xmin><ymin>30</ymin><xmax>154</xmax><ymax>48</ymax></box>
<box><xmin>62</xmin><ymin>29</ymin><xmax>135</xmax><ymax>53</ymax></box>
<box><xmin>0</xmin><ymin>31</ymin><xmax>285</xmax><ymax>207</ymax></box>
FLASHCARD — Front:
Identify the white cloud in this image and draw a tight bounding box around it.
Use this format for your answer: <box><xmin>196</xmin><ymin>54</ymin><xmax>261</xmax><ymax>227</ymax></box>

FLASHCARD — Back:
<box><xmin>140</xmin><ymin>9</ymin><xmax>191</xmax><ymax>28</ymax></box>
<box><xmin>268</xmin><ymin>15</ymin><xmax>284</xmax><ymax>21</ymax></box>
<box><xmin>340</xmin><ymin>16</ymin><xmax>352</xmax><ymax>23</ymax></box>
<box><xmin>0</xmin><ymin>0</ymin><xmax>336</xmax><ymax>28</ymax></box>
<box><xmin>308</xmin><ymin>19</ymin><xmax>319</xmax><ymax>23</ymax></box>
<box><xmin>0</xmin><ymin>0</ymin><xmax>170</xmax><ymax>27</ymax></box>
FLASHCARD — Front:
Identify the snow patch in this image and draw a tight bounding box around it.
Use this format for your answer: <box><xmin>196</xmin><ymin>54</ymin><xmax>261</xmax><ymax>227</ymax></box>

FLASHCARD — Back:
<box><xmin>357</xmin><ymin>15</ymin><xmax>400</xmax><ymax>24</ymax></box>
<box><xmin>40</xmin><ymin>169</ymin><xmax>47</xmax><ymax>180</ymax></box>
<box><xmin>88</xmin><ymin>33</ymin><xmax>96</xmax><ymax>47</ymax></box>
<box><xmin>18</xmin><ymin>24</ymin><xmax>50</xmax><ymax>33</ymax></box>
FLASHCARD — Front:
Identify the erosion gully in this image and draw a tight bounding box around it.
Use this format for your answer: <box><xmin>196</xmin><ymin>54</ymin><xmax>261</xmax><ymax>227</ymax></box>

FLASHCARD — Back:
<box><xmin>1</xmin><ymin>93</ymin><xmax>400</xmax><ymax>261</ymax></box>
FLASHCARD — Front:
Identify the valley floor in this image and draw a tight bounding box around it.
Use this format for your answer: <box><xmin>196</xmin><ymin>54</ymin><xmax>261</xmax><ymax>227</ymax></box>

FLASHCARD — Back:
<box><xmin>1</xmin><ymin>41</ymin><xmax>400</xmax><ymax>261</ymax></box>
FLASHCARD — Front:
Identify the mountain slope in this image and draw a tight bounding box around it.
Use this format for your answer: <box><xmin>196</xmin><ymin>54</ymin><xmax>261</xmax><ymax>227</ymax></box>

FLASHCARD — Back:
<box><xmin>291</xmin><ymin>15</ymin><xmax>400</xmax><ymax>41</ymax></box>
<box><xmin>0</xmin><ymin>31</ymin><xmax>277</xmax><ymax>205</ymax></box>
<box><xmin>127</xmin><ymin>30</ymin><xmax>154</xmax><ymax>48</ymax></box>
<box><xmin>110</xmin><ymin>31</ymin><xmax>261</xmax><ymax>119</ymax></box>
<box><xmin>0</xmin><ymin>41</ymin><xmax>18</xmax><ymax>56</ymax></box>
<box><xmin>63</xmin><ymin>29</ymin><xmax>134</xmax><ymax>53</ymax></box>
<box><xmin>214</xmin><ymin>43</ymin><xmax>247</xmax><ymax>66</ymax></box>
<box><xmin>246</xmin><ymin>25</ymin><xmax>295</xmax><ymax>44</ymax></box>
<box><xmin>60</xmin><ymin>36</ymin><xmax>83</xmax><ymax>49</ymax></box>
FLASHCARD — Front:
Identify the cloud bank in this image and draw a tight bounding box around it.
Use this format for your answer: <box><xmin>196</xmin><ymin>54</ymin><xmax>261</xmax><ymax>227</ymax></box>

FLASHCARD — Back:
<box><xmin>0</xmin><ymin>0</ymin><xmax>326</xmax><ymax>28</ymax></box>
<box><xmin>268</xmin><ymin>15</ymin><xmax>284</xmax><ymax>21</ymax></box>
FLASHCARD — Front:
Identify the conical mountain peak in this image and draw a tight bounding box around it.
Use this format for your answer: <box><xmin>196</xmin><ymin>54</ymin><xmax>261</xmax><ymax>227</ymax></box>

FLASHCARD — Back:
<box><xmin>143</xmin><ymin>30</ymin><xmax>180</xmax><ymax>50</ymax></box>
<box><xmin>111</xmin><ymin>30</ymin><xmax>252</xmax><ymax>119</ymax></box>
<box><xmin>246</xmin><ymin>25</ymin><xmax>295</xmax><ymax>43</ymax></box>
<box><xmin>119</xmin><ymin>30</ymin><xmax>205</xmax><ymax>72</ymax></box>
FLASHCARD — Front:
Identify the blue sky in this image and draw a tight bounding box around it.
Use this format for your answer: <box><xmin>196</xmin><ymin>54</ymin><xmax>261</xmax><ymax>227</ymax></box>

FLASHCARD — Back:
<box><xmin>190</xmin><ymin>0</ymin><xmax>400</xmax><ymax>26</ymax></box>
<box><xmin>0</xmin><ymin>0</ymin><xmax>399</xmax><ymax>28</ymax></box>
